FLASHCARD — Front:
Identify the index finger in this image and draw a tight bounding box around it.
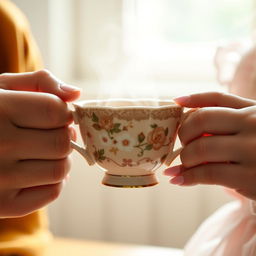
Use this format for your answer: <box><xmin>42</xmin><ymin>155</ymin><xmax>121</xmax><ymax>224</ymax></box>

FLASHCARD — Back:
<box><xmin>0</xmin><ymin>70</ymin><xmax>81</xmax><ymax>102</ymax></box>
<box><xmin>179</xmin><ymin>107</ymin><xmax>241</xmax><ymax>145</ymax></box>
<box><xmin>1</xmin><ymin>90</ymin><xmax>72</xmax><ymax>129</ymax></box>
<box><xmin>174</xmin><ymin>92</ymin><xmax>256</xmax><ymax>109</ymax></box>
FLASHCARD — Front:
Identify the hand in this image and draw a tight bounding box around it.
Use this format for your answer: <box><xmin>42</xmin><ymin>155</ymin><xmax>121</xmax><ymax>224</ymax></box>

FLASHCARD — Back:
<box><xmin>164</xmin><ymin>92</ymin><xmax>256</xmax><ymax>200</ymax></box>
<box><xmin>0</xmin><ymin>70</ymin><xmax>80</xmax><ymax>218</ymax></box>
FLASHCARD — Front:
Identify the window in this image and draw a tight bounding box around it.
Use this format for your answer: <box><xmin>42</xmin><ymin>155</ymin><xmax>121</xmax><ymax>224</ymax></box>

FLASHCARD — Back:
<box><xmin>76</xmin><ymin>0</ymin><xmax>253</xmax><ymax>97</ymax></box>
<box><xmin>126</xmin><ymin>0</ymin><xmax>252</xmax><ymax>44</ymax></box>
<box><xmin>122</xmin><ymin>0</ymin><xmax>253</xmax><ymax>81</ymax></box>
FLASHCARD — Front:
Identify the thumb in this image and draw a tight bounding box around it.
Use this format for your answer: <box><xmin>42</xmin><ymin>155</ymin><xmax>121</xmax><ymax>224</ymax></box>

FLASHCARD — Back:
<box><xmin>174</xmin><ymin>91</ymin><xmax>255</xmax><ymax>109</ymax></box>
<box><xmin>0</xmin><ymin>69</ymin><xmax>81</xmax><ymax>102</ymax></box>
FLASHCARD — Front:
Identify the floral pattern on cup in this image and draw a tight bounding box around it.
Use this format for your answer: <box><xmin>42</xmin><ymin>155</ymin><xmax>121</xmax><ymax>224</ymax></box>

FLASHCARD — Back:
<box><xmin>134</xmin><ymin>124</ymin><xmax>170</xmax><ymax>157</ymax></box>
<box><xmin>91</xmin><ymin>112</ymin><xmax>122</xmax><ymax>140</ymax></box>
<box><xmin>115</xmin><ymin>133</ymin><xmax>136</xmax><ymax>152</ymax></box>
<box><xmin>90</xmin><ymin>112</ymin><xmax>172</xmax><ymax>166</ymax></box>
<box><xmin>92</xmin><ymin>143</ymin><xmax>160</xmax><ymax>169</ymax></box>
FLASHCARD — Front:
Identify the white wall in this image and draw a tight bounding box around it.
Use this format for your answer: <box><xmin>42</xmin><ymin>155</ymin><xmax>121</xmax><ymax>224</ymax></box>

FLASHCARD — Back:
<box><xmin>12</xmin><ymin>0</ymin><xmax>75</xmax><ymax>80</ymax></box>
<box><xmin>12</xmin><ymin>0</ymin><xmax>51</xmax><ymax>68</ymax></box>
<box><xmin>13</xmin><ymin>0</ymin><xmax>233</xmax><ymax>249</ymax></box>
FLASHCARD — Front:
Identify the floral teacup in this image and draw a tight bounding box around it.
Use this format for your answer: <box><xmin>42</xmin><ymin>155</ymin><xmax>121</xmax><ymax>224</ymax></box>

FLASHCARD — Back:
<box><xmin>71</xmin><ymin>99</ymin><xmax>183</xmax><ymax>188</ymax></box>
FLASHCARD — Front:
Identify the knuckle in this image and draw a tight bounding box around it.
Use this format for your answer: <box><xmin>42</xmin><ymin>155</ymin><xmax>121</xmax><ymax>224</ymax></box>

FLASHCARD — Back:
<box><xmin>45</xmin><ymin>96</ymin><xmax>68</xmax><ymax>127</ymax></box>
<box><xmin>244</xmin><ymin>113</ymin><xmax>256</xmax><ymax>129</ymax></box>
<box><xmin>193</xmin><ymin>109</ymin><xmax>207</xmax><ymax>129</ymax></box>
<box><xmin>35</xmin><ymin>69</ymin><xmax>51</xmax><ymax>79</ymax></box>
<box><xmin>195</xmin><ymin>138</ymin><xmax>207</xmax><ymax>160</ymax></box>
<box><xmin>54</xmin><ymin>128</ymin><xmax>71</xmax><ymax>157</ymax></box>
<box><xmin>52</xmin><ymin>159</ymin><xmax>70</xmax><ymax>182</ymax></box>
<box><xmin>48</xmin><ymin>183</ymin><xmax>62</xmax><ymax>201</ymax></box>
<box><xmin>213</xmin><ymin>91</ymin><xmax>226</xmax><ymax>101</ymax></box>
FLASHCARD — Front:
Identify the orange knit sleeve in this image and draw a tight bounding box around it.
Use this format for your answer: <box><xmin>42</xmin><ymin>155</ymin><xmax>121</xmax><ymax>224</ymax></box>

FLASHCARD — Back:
<box><xmin>0</xmin><ymin>1</ymin><xmax>52</xmax><ymax>256</ymax></box>
<box><xmin>0</xmin><ymin>0</ymin><xmax>43</xmax><ymax>73</ymax></box>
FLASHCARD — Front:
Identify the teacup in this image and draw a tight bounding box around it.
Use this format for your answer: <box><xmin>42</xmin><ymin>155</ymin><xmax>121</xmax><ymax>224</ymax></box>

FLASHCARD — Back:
<box><xmin>71</xmin><ymin>99</ymin><xmax>184</xmax><ymax>188</ymax></box>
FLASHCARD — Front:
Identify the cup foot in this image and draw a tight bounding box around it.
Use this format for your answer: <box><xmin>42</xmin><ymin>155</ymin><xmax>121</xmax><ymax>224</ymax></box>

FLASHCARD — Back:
<box><xmin>102</xmin><ymin>173</ymin><xmax>158</xmax><ymax>188</ymax></box>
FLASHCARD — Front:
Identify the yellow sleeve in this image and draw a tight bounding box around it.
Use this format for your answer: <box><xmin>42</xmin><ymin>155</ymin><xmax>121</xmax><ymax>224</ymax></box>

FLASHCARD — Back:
<box><xmin>0</xmin><ymin>0</ymin><xmax>43</xmax><ymax>73</ymax></box>
<box><xmin>0</xmin><ymin>210</ymin><xmax>52</xmax><ymax>256</ymax></box>
<box><xmin>0</xmin><ymin>1</ymin><xmax>52</xmax><ymax>255</ymax></box>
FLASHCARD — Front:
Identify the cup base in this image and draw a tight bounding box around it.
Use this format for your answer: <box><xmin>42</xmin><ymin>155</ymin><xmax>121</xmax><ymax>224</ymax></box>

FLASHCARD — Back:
<box><xmin>102</xmin><ymin>173</ymin><xmax>158</xmax><ymax>188</ymax></box>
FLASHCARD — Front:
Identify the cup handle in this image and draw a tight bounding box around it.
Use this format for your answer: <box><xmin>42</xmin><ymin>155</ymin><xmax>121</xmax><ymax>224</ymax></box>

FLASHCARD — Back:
<box><xmin>164</xmin><ymin>108</ymin><xmax>198</xmax><ymax>166</ymax></box>
<box><xmin>164</xmin><ymin>146</ymin><xmax>183</xmax><ymax>166</ymax></box>
<box><xmin>70</xmin><ymin>110</ymin><xmax>95</xmax><ymax>166</ymax></box>
<box><xmin>70</xmin><ymin>141</ymin><xmax>95</xmax><ymax>166</ymax></box>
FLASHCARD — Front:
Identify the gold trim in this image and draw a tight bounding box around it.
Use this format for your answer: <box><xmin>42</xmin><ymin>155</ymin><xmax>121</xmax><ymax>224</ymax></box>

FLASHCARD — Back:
<box><xmin>105</xmin><ymin>173</ymin><xmax>155</xmax><ymax>177</ymax></box>
<box><xmin>75</xmin><ymin>106</ymin><xmax>182</xmax><ymax>121</ymax></box>
<box><xmin>102</xmin><ymin>182</ymin><xmax>158</xmax><ymax>188</ymax></box>
<box><xmin>101</xmin><ymin>173</ymin><xmax>159</xmax><ymax>188</ymax></box>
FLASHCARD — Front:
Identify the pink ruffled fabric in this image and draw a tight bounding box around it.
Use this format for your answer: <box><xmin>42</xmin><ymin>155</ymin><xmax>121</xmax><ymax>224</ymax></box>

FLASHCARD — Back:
<box><xmin>185</xmin><ymin>41</ymin><xmax>256</xmax><ymax>255</ymax></box>
<box><xmin>184</xmin><ymin>199</ymin><xmax>256</xmax><ymax>256</ymax></box>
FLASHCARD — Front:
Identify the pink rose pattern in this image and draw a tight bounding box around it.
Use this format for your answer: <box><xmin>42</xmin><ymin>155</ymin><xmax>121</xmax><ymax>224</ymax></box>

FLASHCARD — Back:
<box><xmin>91</xmin><ymin>112</ymin><xmax>121</xmax><ymax>140</ymax></box>
<box><xmin>147</xmin><ymin>126</ymin><xmax>167</xmax><ymax>150</ymax></box>
<box><xmin>134</xmin><ymin>124</ymin><xmax>169</xmax><ymax>157</ymax></box>
<box><xmin>122</xmin><ymin>159</ymin><xmax>133</xmax><ymax>167</ymax></box>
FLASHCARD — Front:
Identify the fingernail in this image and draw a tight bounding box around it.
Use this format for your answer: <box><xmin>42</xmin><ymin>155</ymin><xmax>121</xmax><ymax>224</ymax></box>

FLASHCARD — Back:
<box><xmin>163</xmin><ymin>166</ymin><xmax>181</xmax><ymax>176</ymax></box>
<box><xmin>60</xmin><ymin>84</ymin><xmax>81</xmax><ymax>92</ymax></box>
<box><xmin>173</xmin><ymin>96</ymin><xmax>190</xmax><ymax>105</ymax></box>
<box><xmin>170</xmin><ymin>176</ymin><xmax>184</xmax><ymax>185</ymax></box>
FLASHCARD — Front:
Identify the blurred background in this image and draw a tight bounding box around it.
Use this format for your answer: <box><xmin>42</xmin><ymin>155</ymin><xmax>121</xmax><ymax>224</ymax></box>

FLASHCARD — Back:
<box><xmin>13</xmin><ymin>0</ymin><xmax>253</xmax><ymax>249</ymax></box>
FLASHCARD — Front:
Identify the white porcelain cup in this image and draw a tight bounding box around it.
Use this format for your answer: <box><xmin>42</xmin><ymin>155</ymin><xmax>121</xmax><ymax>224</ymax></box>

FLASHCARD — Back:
<box><xmin>71</xmin><ymin>99</ymin><xmax>184</xmax><ymax>188</ymax></box>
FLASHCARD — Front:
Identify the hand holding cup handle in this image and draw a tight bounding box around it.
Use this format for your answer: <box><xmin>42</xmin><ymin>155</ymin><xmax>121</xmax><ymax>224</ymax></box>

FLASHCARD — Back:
<box><xmin>164</xmin><ymin>108</ymin><xmax>198</xmax><ymax>166</ymax></box>
<box><xmin>70</xmin><ymin>110</ymin><xmax>95</xmax><ymax>166</ymax></box>
<box><xmin>164</xmin><ymin>147</ymin><xmax>183</xmax><ymax>166</ymax></box>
